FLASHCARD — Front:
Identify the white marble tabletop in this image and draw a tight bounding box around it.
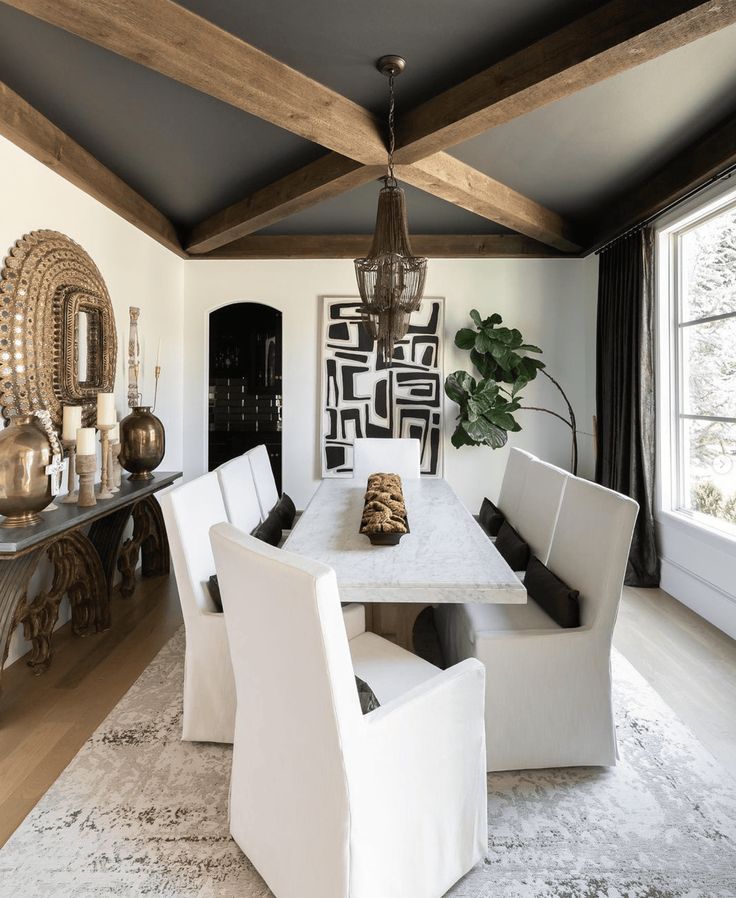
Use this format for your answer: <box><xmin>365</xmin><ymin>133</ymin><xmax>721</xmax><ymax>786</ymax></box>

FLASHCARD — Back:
<box><xmin>283</xmin><ymin>478</ymin><xmax>527</xmax><ymax>605</ymax></box>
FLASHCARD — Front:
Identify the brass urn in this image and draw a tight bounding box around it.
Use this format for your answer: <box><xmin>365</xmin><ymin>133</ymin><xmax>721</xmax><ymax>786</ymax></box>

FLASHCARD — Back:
<box><xmin>0</xmin><ymin>415</ymin><xmax>54</xmax><ymax>527</ymax></box>
<box><xmin>119</xmin><ymin>406</ymin><xmax>165</xmax><ymax>481</ymax></box>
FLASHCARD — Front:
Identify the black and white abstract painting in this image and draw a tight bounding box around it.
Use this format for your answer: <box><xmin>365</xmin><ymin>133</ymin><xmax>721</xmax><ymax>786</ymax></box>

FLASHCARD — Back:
<box><xmin>321</xmin><ymin>296</ymin><xmax>444</xmax><ymax>477</ymax></box>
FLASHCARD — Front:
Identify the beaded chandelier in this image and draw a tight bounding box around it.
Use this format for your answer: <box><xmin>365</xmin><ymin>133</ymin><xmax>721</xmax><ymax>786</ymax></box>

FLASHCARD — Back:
<box><xmin>355</xmin><ymin>56</ymin><xmax>427</xmax><ymax>364</ymax></box>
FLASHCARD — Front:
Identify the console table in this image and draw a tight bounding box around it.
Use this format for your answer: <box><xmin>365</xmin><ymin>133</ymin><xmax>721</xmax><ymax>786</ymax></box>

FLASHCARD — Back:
<box><xmin>0</xmin><ymin>471</ymin><xmax>181</xmax><ymax>688</ymax></box>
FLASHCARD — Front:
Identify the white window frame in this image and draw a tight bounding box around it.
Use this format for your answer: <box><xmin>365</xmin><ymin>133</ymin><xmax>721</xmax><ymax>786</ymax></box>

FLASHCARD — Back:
<box><xmin>656</xmin><ymin>178</ymin><xmax>736</xmax><ymax>546</ymax></box>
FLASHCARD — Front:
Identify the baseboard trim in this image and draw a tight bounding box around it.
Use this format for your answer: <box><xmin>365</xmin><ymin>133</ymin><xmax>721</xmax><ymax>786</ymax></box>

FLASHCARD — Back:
<box><xmin>660</xmin><ymin>556</ymin><xmax>736</xmax><ymax>641</ymax></box>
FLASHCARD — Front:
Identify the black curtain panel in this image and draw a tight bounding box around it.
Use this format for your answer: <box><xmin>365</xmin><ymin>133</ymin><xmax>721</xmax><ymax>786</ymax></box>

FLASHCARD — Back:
<box><xmin>596</xmin><ymin>229</ymin><xmax>660</xmax><ymax>587</ymax></box>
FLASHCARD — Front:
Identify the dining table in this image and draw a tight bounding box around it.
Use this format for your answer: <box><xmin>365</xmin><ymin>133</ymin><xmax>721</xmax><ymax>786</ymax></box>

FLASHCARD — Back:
<box><xmin>283</xmin><ymin>477</ymin><xmax>526</xmax><ymax>652</ymax></box>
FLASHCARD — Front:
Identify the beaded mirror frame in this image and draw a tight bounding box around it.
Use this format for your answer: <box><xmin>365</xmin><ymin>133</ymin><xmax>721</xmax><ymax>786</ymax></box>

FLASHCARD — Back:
<box><xmin>0</xmin><ymin>230</ymin><xmax>117</xmax><ymax>429</ymax></box>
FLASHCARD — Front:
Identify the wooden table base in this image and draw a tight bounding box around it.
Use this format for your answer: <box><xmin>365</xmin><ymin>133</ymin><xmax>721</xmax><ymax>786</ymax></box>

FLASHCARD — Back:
<box><xmin>365</xmin><ymin>602</ymin><xmax>431</xmax><ymax>653</ymax></box>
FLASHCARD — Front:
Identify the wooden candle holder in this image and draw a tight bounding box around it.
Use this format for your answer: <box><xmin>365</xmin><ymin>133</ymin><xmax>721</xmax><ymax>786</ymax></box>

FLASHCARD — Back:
<box><xmin>97</xmin><ymin>424</ymin><xmax>114</xmax><ymax>500</ymax></box>
<box><xmin>76</xmin><ymin>453</ymin><xmax>97</xmax><ymax>508</ymax></box>
<box><xmin>61</xmin><ymin>438</ymin><xmax>78</xmax><ymax>504</ymax></box>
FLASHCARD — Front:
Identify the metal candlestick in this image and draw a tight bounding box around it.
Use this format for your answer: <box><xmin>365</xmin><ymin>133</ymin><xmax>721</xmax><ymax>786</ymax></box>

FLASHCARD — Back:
<box><xmin>109</xmin><ymin>440</ymin><xmax>120</xmax><ymax>493</ymax></box>
<box><xmin>97</xmin><ymin>424</ymin><xmax>114</xmax><ymax>500</ymax></box>
<box><xmin>76</xmin><ymin>453</ymin><xmax>97</xmax><ymax>507</ymax></box>
<box><xmin>61</xmin><ymin>438</ymin><xmax>78</xmax><ymax>503</ymax></box>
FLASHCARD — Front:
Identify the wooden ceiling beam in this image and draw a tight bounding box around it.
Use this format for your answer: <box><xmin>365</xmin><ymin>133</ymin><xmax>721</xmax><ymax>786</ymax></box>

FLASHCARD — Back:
<box><xmin>0</xmin><ymin>80</ymin><xmax>185</xmax><ymax>256</ymax></box>
<box><xmin>585</xmin><ymin>111</ymin><xmax>736</xmax><ymax>253</ymax></box>
<box><xmin>187</xmin><ymin>156</ymin><xmax>384</xmax><ymax>254</ymax></box>
<box><xmin>397</xmin><ymin>154</ymin><xmax>581</xmax><ymax>253</ymax></box>
<box><xmin>1</xmin><ymin>0</ymin><xmax>386</xmax><ymax>165</ymax></box>
<box><xmin>196</xmin><ymin>233</ymin><xmax>569</xmax><ymax>260</ymax></box>
<box><xmin>393</xmin><ymin>0</ymin><xmax>736</xmax><ymax>163</ymax></box>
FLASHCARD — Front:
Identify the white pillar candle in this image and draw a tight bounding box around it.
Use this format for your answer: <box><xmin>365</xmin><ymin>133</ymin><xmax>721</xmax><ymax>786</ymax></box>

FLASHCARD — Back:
<box><xmin>96</xmin><ymin>392</ymin><xmax>116</xmax><ymax>426</ymax></box>
<box><xmin>109</xmin><ymin>423</ymin><xmax>120</xmax><ymax>443</ymax></box>
<box><xmin>76</xmin><ymin>427</ymin><xmax>96</xmax><ymax>456</ymax></box>
<box><xmin>62</xmin><ymin>405</ymin><xmax>82</xmax><ymax>441</ymax></box>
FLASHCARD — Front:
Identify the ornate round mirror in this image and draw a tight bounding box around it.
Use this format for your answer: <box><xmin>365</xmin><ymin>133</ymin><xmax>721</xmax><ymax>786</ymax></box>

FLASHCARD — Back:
<box><xmin>0</xmin><ymin>230</ymin><xmax>117</xmax><ymax>429</ymax></box>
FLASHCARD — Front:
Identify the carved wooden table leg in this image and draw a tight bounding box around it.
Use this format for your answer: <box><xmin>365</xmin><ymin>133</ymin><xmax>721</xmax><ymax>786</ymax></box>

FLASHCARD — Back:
<box><xmin>0</xmin><ymin>548</ymin><xmax>46</xmax><ymax>691</ymax></box>
<box><xmin>88</xmin><ymin>506</ymin><xmax>136</xmax><ymax>600</ymax></box>
<box><xmin>117</xmin><ymin>496</ymin><xmax>170</xmax><ymax>597</ymax></box>
<box><xmin>0</xmin><ymin>532</ymin><xmax>108</xmax><ymax>683</ymax></box>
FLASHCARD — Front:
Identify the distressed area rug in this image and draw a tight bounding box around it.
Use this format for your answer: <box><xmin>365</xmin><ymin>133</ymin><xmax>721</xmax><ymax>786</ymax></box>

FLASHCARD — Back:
<box><xmin>1</xmin><ymin>629</ymin><xmax>736</xmax><ymax>898</ymax></box>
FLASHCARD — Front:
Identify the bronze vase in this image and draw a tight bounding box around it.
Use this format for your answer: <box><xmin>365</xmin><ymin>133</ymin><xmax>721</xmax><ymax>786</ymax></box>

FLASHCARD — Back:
<box><xmin>0</xmin><ymin>415</ymin><xmax>54</xmax><ymax>527</ymax></box>
<box><xmin>119</xmin><ymin>406</ymin><xmax>165</xmax><ymax>481</ymax></box>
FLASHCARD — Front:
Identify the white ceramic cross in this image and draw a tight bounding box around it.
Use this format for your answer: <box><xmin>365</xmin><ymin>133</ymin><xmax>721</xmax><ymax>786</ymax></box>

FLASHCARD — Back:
<box><xmin>45</xmin><ymin>454</ymin><xmax>68</xmax><ymax>496</ymax></box>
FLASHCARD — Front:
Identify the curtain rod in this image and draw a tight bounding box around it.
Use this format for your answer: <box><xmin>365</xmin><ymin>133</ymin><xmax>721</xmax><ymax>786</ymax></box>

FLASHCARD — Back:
<box><xmin>595</xmin><ymin>162</ymin><xmax>736</xmax><ymax>255</ymax></box>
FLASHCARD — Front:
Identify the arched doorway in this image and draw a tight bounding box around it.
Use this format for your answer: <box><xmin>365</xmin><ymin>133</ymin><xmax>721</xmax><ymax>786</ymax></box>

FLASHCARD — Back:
<box><xmin>208</xmin><ymin>303</ymin><xmax>283</xmax><ymax>490</ymax></box>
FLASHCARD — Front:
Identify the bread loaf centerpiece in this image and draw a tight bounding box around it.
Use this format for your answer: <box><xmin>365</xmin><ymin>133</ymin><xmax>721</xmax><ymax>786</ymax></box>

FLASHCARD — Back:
<box><xmin>359</xmin><ymin>472</ymin><xmax>409</xmax><ymax>546</ymax></box>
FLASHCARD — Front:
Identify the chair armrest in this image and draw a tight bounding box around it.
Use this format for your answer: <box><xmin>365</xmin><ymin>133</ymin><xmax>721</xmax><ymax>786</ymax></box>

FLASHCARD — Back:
<box><xmin>366</xmin><ymin>658</ymin><xmax>484</xmax><ymax>730</ymax></box>
<box><xmin>349</xmin><ymin>660</ymin><xmax>487</xmax><ymax>886</ymax></box>
<box><xmin>341</xmin><ymin>602</ymin><xmax>366</xmax><ymax>640</ymax></box>
<box><xmin>361</xmin><ymin>659</ymin><xmax>486</xmax><ymax>787</ymax></box>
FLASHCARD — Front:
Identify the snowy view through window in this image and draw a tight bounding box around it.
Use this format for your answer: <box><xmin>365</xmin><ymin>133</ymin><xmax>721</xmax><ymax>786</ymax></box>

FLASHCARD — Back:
<box><xmin>679</xmin><ymin>201</ymin><xmax>736</xmax><ymax>530</ymax></box>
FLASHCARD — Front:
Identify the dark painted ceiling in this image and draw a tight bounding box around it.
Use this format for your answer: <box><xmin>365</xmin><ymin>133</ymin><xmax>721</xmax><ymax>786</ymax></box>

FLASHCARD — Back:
<box><xmin>0</xmin><ymin>0</ymin><xmax>734</xmax><ymax>240</ymax></box>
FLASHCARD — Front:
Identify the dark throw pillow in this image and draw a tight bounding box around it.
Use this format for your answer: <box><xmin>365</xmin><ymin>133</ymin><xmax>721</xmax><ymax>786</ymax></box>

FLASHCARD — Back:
<box><xmin>253</xmin><ymin>509</ymin><xmax>282</xmax><ymax>547</ymax></box>
<box><xmin>525</xmin><ymin>555</ymin><xmax>581</xmax><ymax>628</ymax></box>
<box><xmin>495</xmin><ymin>520</ymin><xmax>530</xmax><ymax>571</ymax></box>
<box><xmin>273</xmin><ymin>493</ymin><xmax>296</xmax><ymax>529</ymax></box>
<box><xmin>478</xmin><ymin>497</ymin><xmax>505</xmax><ymax>537</ymax></box>
<box><xmin>355</xmin><ymin>676</ymin><xmax>380</xmax><ymax>714</ymax></box>
<box><xmin>207</xmin><ymin>574</ymin><xmax>223</xmax><ymax>612</ymax></box>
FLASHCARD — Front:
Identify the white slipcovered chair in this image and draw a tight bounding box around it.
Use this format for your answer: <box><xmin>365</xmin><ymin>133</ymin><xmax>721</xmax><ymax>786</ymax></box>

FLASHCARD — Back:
<box><xmin>496</xmin><ymin>446</ymin><xmax>536</xmax><ymax>527</ymax></box>
<box><xmin>438</xmin><ymin>475</ymin><xmax>638</xmax><ymax>771</ymax></box>
<box><xmin>158</xmin><ymin>472</ymin><xmax>237</xmax><ymax>743</ymax></box>
<box><xmin>246</xmin><ymin>444</ymin><xmax>279</xmax><ymax>519</ymax></box>
<box><xmin>352</xmin><ymin>437</ymin><xmax>421</xmax><ymax>481</ymax></box>
<box><xmin>160</xmin><ymin>471</ymin><xmax>362</xmax><ymax>744</ymax></box>
<box><xmin>210</xmin><ymin>521</ymin><xmax>487</xmax><ymax>898</ymax></box>
<box><xmin>513</xmin><ymin>458</ymin><xmax>569</xmax><ymax>564</ymax></box>
<box><xmin>216</xmin><ymin>453</ymin><xmax>263</xmax><ymax>532</ymax></box>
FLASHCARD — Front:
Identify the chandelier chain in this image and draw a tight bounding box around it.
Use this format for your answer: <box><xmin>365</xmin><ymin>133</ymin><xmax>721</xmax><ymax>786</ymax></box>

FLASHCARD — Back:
<box><xmin>386</xmin><ymin>72</ymin><xmax>396</xmax><ymax>187</ymax></box>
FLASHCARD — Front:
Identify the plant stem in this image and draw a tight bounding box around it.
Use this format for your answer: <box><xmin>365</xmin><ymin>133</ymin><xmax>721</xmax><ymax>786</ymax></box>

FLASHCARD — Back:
<box><xmin>520</xmin><ymin>371</ymin><xmax>579</xmax><ymax>474</ymax></box>
<box><xmin>541</xmin><ymin>370</ymin><xmax>578</xmax><ymax>475</ymax></box>
<box><xmin>520</xmin><ymin>406</ymin><xmax>573</xmax><ymax>429</ymax></box>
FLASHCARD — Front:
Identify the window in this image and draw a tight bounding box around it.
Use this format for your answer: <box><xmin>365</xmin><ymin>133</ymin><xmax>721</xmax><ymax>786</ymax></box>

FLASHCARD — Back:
<box><xmin>660</xmin><ymin>190</ymin><xmax>736</xmax><ymax>535</ymax></box>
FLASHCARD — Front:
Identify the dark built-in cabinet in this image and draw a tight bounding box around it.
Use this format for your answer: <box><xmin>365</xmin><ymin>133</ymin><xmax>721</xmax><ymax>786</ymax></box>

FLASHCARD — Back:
<box><xmin>208</xmin><ymin>303</ymin><xmax>282</xmax><ymax>491</ymax></box>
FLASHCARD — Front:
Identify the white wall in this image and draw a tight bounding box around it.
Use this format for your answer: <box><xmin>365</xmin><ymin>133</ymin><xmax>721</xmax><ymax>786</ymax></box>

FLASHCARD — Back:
<box><xmin>0</xmin><ymin>136</ymin><xmax>185</xmax><ymax>666</ymax></box>
<box><xmin>184</xmin><ymin>256</ymin><xmax>599</xmax><ymax>510</ymax></box>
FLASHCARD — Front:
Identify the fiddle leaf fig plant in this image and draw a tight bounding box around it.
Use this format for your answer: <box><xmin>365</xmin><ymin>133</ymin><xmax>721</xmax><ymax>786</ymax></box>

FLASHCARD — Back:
<box><xmin>445</xmin><ymin>309</ymin><xmax>579</xmax><ymax>473</ymax></box>
<box><xmin>444</xmin><ymin>371</ymin><xmax>522</xmax><ymax>450</ymax></box>
<box><xmin>454</xmin><ymin>310</ymin><xmax>545</xmax><ymax>386</ymax></box>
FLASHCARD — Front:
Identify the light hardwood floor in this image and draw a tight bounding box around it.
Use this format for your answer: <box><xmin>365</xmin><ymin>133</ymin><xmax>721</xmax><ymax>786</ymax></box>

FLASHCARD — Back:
<box><xmin>0</xmin><ymin>576</ymin><xmax>734</xmax><ymax>848</ymax></box>
<box><xmin>0</xmin><ymin>574</ymin><xmax>182</xmax><ymax>847</ymax></box>
<box><xmin>614</xmin><ymin>585</ymin><xmax>736</xmax><ymax>780</ymax></box>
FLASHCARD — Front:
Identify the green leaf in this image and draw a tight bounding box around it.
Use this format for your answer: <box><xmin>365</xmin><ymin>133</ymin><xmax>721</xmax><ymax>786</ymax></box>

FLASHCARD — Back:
<box><xmin>495</xmin><ymin>327</ymin><xmax>514</xmax><ymax>345</ymax></box>
<box><xmin>488</xmin><ymin>313</ymin><xmax>503</xmax><ymax>325</ymax></box>
<box><xmin>444</xmin><ymin>370</ymin><xmax>476</xmax><ymax>404</ymax></box>
<box><xmin>470</xmin><ymin>348</ymin><xmax>496</xmax><ymax>379</ymax></box>
<box><xmin>462</xmin><ymin>417</ymin><xmax>508</xmax><ymax>449</ymax></box>
<box><xmin>454</xmin><ymin>328</ymin><xmax>476</xmax><ymax>350</ymax></box>
<box><xmin>469</xmin><ymin>309</ymin><xmax>482</xmax><ymax>327</ymax></box>
<box><xmin>494</xmin><ymin>349</ymin><xmax>513</xmax><ymax>372</ymax></box>
<box><xmin>508</xmin><ymin>329</ymin><xmax>524</xmax><ymax>349</ymax></box>
<box><xmin>475</xmin><ymin>331</ymin><xmax>494</xmax><ymax>354</ymax></box>
<box><xmin>519</xmin><ymin>343</ymin><xmax>543</xmax><ymax>354</ymax></box>
<box><xmin>451</xmin><ymin>423</ymin><xmax>477</xmax><ymax>448</ymax></box>
<box><xmin>486</xmin><ymin>409</ymin><xmax>519</xmax><ymax>431</ymax></box>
